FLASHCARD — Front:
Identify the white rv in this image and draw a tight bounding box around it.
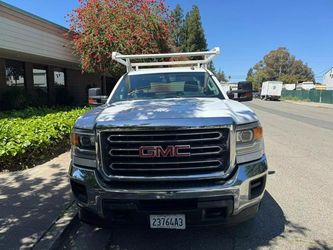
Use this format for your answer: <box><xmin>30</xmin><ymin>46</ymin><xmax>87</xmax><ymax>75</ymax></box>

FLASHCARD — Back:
<box><xmin>296</xmin><ymin>82</ymin><xmax>315</xmax><ymax>90</ymax></box>
<box><xmin>260</xmin><ymin>81</ymin><xmax>283</xmax><ymax>100</ymax></box>
<box><xmin>283</xmin><ymin>84</ymin><xmax>296</xmax><ymax>90</ymax></box>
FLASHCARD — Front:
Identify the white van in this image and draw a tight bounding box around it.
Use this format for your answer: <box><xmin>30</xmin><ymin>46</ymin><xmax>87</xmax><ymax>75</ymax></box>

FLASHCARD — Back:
<box><xmin>260</xmin><ymin>81</ymin><xmax>283</xmax><ymax>100</ymax></box>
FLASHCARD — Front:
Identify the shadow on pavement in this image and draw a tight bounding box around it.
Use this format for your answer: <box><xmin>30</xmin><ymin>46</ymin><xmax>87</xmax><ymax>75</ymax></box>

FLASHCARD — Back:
<box><xmin>102</xmin><ymin>192</ymin><xmax>287</xmax><ymax>250</ymax></box>
<box><xmin>0</xmin><ymin>163</ymin><xmax>72</xmax><ymax>249</ymax></box>
<box><xmin>63</xmin><ymin>191</ymin><xmax>332</xmax><ymax>250</ymax></box>
<box><xmin>63</xmin><ymin>192</ymin><xmax>332</xmax><ymax>250</ymax></box>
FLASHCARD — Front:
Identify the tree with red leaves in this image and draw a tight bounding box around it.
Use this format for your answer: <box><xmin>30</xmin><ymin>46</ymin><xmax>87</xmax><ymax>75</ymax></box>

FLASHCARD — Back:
<box><xmin>68</xmin><ymin>0</ymin><xmax>173</xmax><ymax>76</ymax></box>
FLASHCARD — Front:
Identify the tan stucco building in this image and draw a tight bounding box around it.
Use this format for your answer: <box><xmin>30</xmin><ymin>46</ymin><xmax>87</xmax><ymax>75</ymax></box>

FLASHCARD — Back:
<box><xmin>0</xmin><ymin>1</ymin><xmax>115</xmax><ymax>108</ymax></box>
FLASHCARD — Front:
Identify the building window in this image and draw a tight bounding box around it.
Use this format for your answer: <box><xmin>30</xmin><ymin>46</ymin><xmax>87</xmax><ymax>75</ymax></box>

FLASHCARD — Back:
<box><xmin>5</xmin><ymin>59</ymin><xmax>25</xmax><ymax>87</ymax></box>
<box><xmin>54</xmin><ymin>68</ymin><xmax>66</xmax><ymax>86</ymax></box>
<box><xmin>33</xmin><ymin>66</ymin><xmax>48</xmax><ymax>89</ymax></box>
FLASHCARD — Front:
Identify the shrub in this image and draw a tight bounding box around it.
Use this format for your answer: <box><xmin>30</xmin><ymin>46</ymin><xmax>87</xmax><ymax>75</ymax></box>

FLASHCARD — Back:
<box><xmin>0</xmin><ymin>106</ymin><xmax>90</xmax><ymax>171</ymax></box>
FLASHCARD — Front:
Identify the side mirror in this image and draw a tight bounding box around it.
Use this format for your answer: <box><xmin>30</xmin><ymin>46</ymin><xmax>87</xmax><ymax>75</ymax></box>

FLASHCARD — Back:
<box><xmin>227</xmin><ymin>91</ymin><xmax>236</xmax><ymax>100</ymax></box>
<box><xmin>88</xmin><ymin>88</ymin><xmax>108</xmax><ymax>106</ymax></box>
<box><xmin>228</xmin><ymin>81</ymin><xmax>253</xmax><ymax>102</ymax></box>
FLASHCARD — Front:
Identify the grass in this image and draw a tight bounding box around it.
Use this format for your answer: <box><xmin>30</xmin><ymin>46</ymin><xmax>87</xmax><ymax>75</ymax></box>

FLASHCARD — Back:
<box><xmin>281</xmin><ymin>96</ymin><xmax>311</xmax><ymax>102</ymax></box>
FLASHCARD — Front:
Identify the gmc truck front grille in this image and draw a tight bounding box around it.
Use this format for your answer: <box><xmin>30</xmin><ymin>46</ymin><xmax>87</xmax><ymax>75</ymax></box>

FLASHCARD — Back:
<box><xmin>99</xmin><ymin>128</ymin><xmax>230</xmax><ymax>180</ymax></box>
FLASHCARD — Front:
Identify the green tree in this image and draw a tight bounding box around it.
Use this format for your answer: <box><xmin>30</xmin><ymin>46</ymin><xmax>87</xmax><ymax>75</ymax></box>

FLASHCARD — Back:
<box><xmin>207</xmin><ymin>62</ymin><xmax>228</xmax><ymax>82</ymax></box>
<box><xmin>246</xmin><ymin>68</ymin><xmax>253</xmax><ymax>80</ymax></box>
<box><xmin>214</xmin><ymin>69</ymin><xmax>227</xmax><ymax>82</ymax></box>
<box><xmin>170</xmin><ymin>4</ymin><xmax>228</xmax><ymax>79</ymax></box>
<box><xmin>208</xmin><ymin>61</ymin><xmax>216</xmax><ymax>73</ymax></box>
<box><xmin>181</xmin><ymin>5</ymin><xmax>207</xmax><ymax>52</ymax></box>
<box><xmin>170</xmin><ymin>4</ymin><xmax>184</xmax><ymax>48</ymax></box>
<box><xmin>68</xmin><ymin>0</ymin><xmax>172</xmax><ymax>77</ymax></box>
<box><xmin>247</xmin><ymin>48</ymin><xmax>315</xmax><ymax>87</ymax></box>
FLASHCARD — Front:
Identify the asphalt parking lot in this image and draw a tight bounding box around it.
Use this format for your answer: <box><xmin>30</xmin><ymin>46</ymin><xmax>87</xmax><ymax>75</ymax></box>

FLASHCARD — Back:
<box><xmin>60</xmin><ymin>99</ymin><xmax>333</xmax><ymax>250</ymax></box>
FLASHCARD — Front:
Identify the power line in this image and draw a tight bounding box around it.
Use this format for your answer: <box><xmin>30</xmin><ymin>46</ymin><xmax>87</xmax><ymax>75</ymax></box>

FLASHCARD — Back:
<box><xmin>314</xmin><ymin>67</ymin><xmax>332</xmax><ymax>76</ymax></box>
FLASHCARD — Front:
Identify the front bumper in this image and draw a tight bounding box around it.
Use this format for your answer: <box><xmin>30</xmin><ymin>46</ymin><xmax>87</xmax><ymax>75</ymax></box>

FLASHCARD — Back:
<box><xmin>69</xmin><ymin>156</ymin><xmax>268</xmax><ymax>225</ymax></box>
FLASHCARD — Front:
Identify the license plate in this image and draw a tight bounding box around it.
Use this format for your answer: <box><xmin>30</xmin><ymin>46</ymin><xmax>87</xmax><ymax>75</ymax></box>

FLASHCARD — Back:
<box><xmin>150</xmin><ymin>214</ymin><xmax>185</xmax><ymax>230</ymax></box>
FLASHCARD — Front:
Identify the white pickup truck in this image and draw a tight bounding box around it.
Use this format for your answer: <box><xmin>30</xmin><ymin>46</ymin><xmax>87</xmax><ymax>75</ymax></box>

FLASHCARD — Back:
<box><xmin>69</xmin><ymin>48</ymin><xmax>268</xmax><ymax>229</ymax></box>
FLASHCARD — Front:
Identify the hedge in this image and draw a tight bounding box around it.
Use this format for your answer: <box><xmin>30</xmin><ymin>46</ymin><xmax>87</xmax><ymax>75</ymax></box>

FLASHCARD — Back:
<box><xmin>0</xmin><ymin>106</ymin><xmax>90</xmax><ymax>171</ymax></box>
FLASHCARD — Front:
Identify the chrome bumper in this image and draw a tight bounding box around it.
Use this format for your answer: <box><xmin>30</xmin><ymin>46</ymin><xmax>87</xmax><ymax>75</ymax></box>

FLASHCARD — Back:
<box><xmin>69</xmin><ymin>156</ymin><xmax>268</xmax><ymax>217</ymax></box>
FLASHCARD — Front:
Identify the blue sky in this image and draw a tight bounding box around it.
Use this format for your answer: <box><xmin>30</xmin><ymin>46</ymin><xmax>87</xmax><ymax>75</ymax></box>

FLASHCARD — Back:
<box><xmin>2</xmin><ymin>0</ymin><xmax>333</xmax><ymax>82</ymax></box>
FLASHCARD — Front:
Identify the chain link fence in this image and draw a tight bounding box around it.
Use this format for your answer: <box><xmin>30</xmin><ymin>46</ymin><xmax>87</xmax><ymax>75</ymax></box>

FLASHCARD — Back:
<box><xmin>282</xmin><ymin>90</ymin><xmax>333</xmax><ymax>104</ymax></box>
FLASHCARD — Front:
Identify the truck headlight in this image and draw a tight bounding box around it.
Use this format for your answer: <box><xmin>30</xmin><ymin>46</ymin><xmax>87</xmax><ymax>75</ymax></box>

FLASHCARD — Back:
<box><xmin>70</xmin><ymin>132</ymin><xmax>95</xmax><ymax>149</ymax></box>
<box><xmin>236</xmin><ymin>124</ymin><xmax>264</xmax><ymax>164</ymax></box>
<box><xmin>236</xmin><ymin>126</ymin><xmax>262</xmax><ymax>143</ymax></box>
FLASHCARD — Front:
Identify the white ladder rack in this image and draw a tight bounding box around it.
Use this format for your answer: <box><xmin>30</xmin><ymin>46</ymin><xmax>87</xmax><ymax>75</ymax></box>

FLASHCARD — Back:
<box><xmin>112</xmin><ymin>47</ymin><xmax>220</xmax><ymax>72</ymax></box>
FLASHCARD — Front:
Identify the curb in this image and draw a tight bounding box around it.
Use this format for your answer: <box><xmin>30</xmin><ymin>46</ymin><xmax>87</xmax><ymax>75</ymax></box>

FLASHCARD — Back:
<box><xmin>32</xmin><ymin>201</ymin><xmax>79</xmax><ymax>250</ymax></box>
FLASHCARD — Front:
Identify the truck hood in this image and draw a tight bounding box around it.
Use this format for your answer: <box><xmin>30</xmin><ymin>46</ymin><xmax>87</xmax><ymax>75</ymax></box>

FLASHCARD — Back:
<box><xmin>75</xmin><ymin>98</ymin><xmax>258</xmax><ymax>130</ymax></box>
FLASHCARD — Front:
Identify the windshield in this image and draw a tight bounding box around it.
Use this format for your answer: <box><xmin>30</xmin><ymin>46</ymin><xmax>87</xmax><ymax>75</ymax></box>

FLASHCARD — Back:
<box><xmin>110</xmin><ymin>72</ymin><xmax>224</xmax><ymax>102</ymax></box>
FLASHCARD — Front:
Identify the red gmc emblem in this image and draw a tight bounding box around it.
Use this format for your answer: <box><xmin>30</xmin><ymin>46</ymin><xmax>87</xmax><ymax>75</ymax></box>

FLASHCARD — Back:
<box><xmin>139</xmin><ymin>145</ymin><xmax>191</xmax><ymax>158</ymax></box>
